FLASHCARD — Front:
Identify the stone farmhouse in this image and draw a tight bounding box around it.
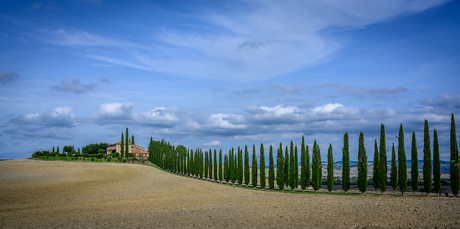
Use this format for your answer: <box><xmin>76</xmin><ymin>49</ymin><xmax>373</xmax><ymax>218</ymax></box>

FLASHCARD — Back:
<box><xmin>106</xmin><ymin>142</ymin><xmax>149</xmax><ymax>158</ymax></box>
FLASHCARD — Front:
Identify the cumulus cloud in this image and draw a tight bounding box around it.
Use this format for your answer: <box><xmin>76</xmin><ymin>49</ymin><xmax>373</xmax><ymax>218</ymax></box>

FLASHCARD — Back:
<box><xmin>11</xmin><ymin>107</ymin><xmax>76</xmax><ymax>127</ymax></box>
<box><xmin>422</xmin><ymin>93</ymin><xmax>460</xmax><ymax>109</ymax></box>
<box><xmin>52</xmin><ymin>79</ymin><xmax>96</xmax><ymax>94</ymax></box>
<box><xmin>91</xmin><ymin>102</ymin><xmax>134</xmax><ymax>124</ymax></box>
<box><xmin>203</xmin><ymin>141</ymin><xmax>222</xmax><ymax>147</ymax></box>
<box><xmin>321</xmin><ymin>83</ymin><xmax>407</xmax><ymax>99</ymax></box>
<box><xmin>0</xmin><ymin>71</ymin><xmax>20</xmax><ymax>84</ymax></box>
<box><xmin>270</xmin><ymin>84</ymin><xmax>300</xmax><ymax>94</ymax></box>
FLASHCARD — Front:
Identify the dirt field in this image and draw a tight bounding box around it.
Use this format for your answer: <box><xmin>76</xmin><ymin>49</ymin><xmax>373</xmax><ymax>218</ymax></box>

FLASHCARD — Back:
<box><xmin>1</xmin><ymin>159</ymin><xmax>459</xmax><ymax>228</ymax></box>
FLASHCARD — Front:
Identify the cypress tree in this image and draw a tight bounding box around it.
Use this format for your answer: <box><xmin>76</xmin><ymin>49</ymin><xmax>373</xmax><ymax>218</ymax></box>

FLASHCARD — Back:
<box><xmin>423</xmin><ymin>120</ymin><xmax>432</xmax><ymax>195</ymax></box>
<box><xmin>373</xmin><ymin>140</ymin><xmax>379</xmax><ymax>192</ymax></box>
<box><xmin>190</xmin><ymin>149</ymin><xmax>194</xmax><ymax>177</ymax></box>
<box><xmin>214</xmin><ymin>149</ymin><xmax>218</xmax><ymax>181</ymax></box>
<box><xmin>306</xmin><ymin>145</ymin><xmax>310</xmax><ymax>189</ymax></box>
<box><xmin>312</xmin><ymin>140</ymin><xmax>320</xmax><ymax>191</ymax></box>
<box><xmin>277</xmin><ymin>143</ymin><xmax>285</xmax><ymax>190</ymax></box>
<box><xmin>433</xmin><ymin>129</ymin><xmax>441</xmax><ymax>195</ymax></box>
<box><xmin>252</xmin><ymin>145</ymin><xmax>257</xmax><ymax>187</ymax></box>
<box><xmin>219</xmin><ymin>149</ymin><xmax>223</xmax><ymax>181</ymax></box>
<box><xmin>390</xmin><ymin>143</ymin><xmax>397</xmax><ymax>192</ymax></box>
<box><xmin>358</xmin><ymin>132</ymin><xmax>367</xmax><ymax>194</ymax></box>
<box><xmin>452</xmin><ymin>113</ymin><xmax>460</xmax><ymax>196</ymax></box>
<box><xmin>327</xmin><ymin>144</ymin><xmax>334</xmax><ymax>192</ymax></box>
<box><xmin>260</xmin><ymin>143</ymin><xmax>266</xmax><ymax>189</ymax></box>
<box><xmin>205</xmin><ymin>151</ymin><xmax>208</xmax><ymax>178</ymax></box>
<box><xmin>379</xmin><ymin>124</ymin><xmax>387</xmax><ymax>193</ymax></box>
<box><xmin>125</xmin><ymin>128</ymin><xmax>129</xmax><ymax>157</ymax></box>
<box><xmin>209</xmin><ymin>149</ymin><xmax>212</xmax><ymax>179</ymax></box>
<box><xmin>244</xmin><ymin>145</ymin><xmax>250</xmax><ymax>185</ymax></box>
<box><xmin>52</xmin><ymin>146</ymin><xmax>55</xmax><ymax>153</ymax></box>
<box><xmin>224</xmin><ymin>154</ymin><xmax>229</xmax><ymax>182</ymax></box>
<box><xmin>234</xmin><ymin>152</ymin><xmax>237</xmax><ymax>183</ymax></box>
<box><xmin>295</xmin><ymin>145</ymin><xmax>299</xmax><ymax>189</ymax></box>
<box><xmin>121</xmin><ymin>132</ymin><xmax>124</xmax><ymax>158</ymax></box>
<box><xmin>238</xmin><ymin>147</ymin><xmax>243</xmax><ymax>184</ymax></box>
<box><xmin>289</xmin><ymin>141</ymin><xmax>295</xmax><ymax>190</ymax></box>
<box><xmin>450</xmin><ymin>114</ymin><xmax>459</xmax><ymax>196</ymax></box>
<box><xmin>57</xmin><ymin>146</ymin><xmax>60</xmax><ymax>153</ymax></box>
<box><xmin>269</xmin><ymin>145</ymin><xmax>274</xmax><ymax>189</ymax></box>
<box><xmin>398</xmin><ymin>124</ymin><xmax>407</xmax><ymax>195</ymax></box>
<box><xmin>132</xmin><ymin>135</ymin><xmax>135</xmax><ymax>145</ymax></box>
<box><xmin>342</xmin><ymin>132</ymin><xmax>350</xmax><ymax>192</ymax></box>
<box><xmin>284</xmin><ymin>145</ymin><xmax>290</xmax><ymax>188</ymax></box>
<box><xmin>317</xmin><ymin>144</ymin><xmax>322</xmax><ymax>190</ymax></box>
<box><xmin>411</xmin><ymin>132</ymin><xmax>418</xmax><ymax>193</ymax></box>
<box><xmin>229</xmin><ymin>149</ymin><xmax>234</xmax><ymax>183</ymax></box>
<box><xmin>301</xmin><ymin>136</ymin><xmax>307</xmax><ymax>190</ymax></box>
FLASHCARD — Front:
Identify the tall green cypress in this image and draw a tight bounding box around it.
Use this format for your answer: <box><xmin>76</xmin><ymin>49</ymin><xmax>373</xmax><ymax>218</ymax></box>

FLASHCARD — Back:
<box><xmin>301</xmin><ymin>136</ymin><xmax>307</xmax><ymax>190</ymax></box>
<box><xmin>312</xmin><ymin>140</ymin><xmax>320</xmax><ymax>191</ymax></box>
<box><xmin>379</xmin><ymin>124</ymin><xmax>387</xmax><ymax>193</ymax></box>
<box><xmin>295</xmin><ymin>145</ymin><xmax>299</xmax><ymax>189</ymax></box>
<box><xmin>224</xmin><ymin>154</ymin><xmax>229</xmax><ymax>182</ymax></box>
<box><xmin>450</xmin><ymin>114</ymin><xmax>459</xmax><ymax>196</ymax></box>
<box><xmin>121</xmin><ymin>132</ymin><xmax>124</xmax><ymax>158</ymax></box>
<box><xmin>219</xmin><ymin>149</ymin><xmax>223</xmax><ymax>181</ymax></box>
<box><xmin>205</xmin><ymin>151</ymin><xmax>208</xmax><ymax>178</ymax></box>
<box><xmin>244</xmin><ymin>145</ymin><xmax>250</xmax><ymax>185</ymax></box>
<box><xmin>234</xmin><ymin>152</ymin><xmax>237</xmax><ymax>183</ymax></box>
<box><xmin>252</xmin><ymin>145</ymin><xmax>257</xmax><ymax>187</ymax></box>
<box><xmin>209</xmin><ymin>149</ymin><xmax>212</xmax><ymax>179</ymax></box>
<box><xmin>132</xmin><ymin>135</ymin><xmax>135</xmax><ymax>145</ymax></box>
<box><xmin>358</xmin><ymin>132</ymin><xmax>367</xmax><ymax>194</ymax></box>
<box><xmin>390</xmin><ymin>143</ymin><xmax>397</xmax><ymax>192</ymax></box>
<box><xmin>190</xmin><ymin>149</ymin><xmax>194</xmax><ymax>177</ymax></box>
<box><xmin>306</xmin><ymin>145</ymin><xmax>310</xmax><ymax>189</ymax></box>
<box><xmin>289</xmin><ymin>141</ymin><xmax>295</xmax><ymax>190</ymax></box>
<box><xmin>269</xmin><ymin>145</ymin><xmax>274</xmax><ymax>189</ymax></box>
<box><xmin>277</xmin><ymin>143</ymin><xmax>285</xmax><ymax>190</ymax></box>
<box><xmin>327</xmin><ymin>144</ymin><xmax>334</xmax><ymax>192</ymax></box>
<box><xmin>260</xmin><ymin>143</ymin><xmax>266</xmax><ymax>189</ymax></box>
<box><xmin>125</xmin><ymin>128</ymin><xmax>129</xmax><ymax>157</ymax></box>
<box><xmin>423</xmin><ymin>120</ymin><xmax>432</xmax><ymax>195</ymax></box>
<box><xmin>342</xmin><ymin>132</ymin><xmax>350</xmax><ymax>192</ymax></box>
<box><xmin>214</xmin><ymin>149</ymin><xmax>217</xmax><ymax>180</ymax></box>
<box><xmin>52</xmin><ymin>146</ymin><xmax>55</xmax><ymax>153</ymax></box>
<box><xmin>238</xmin><ymin>147</ymin><xmax>243</xmax><ymax>184</ymax></box>
<box><xmin>284</xmin><ymin>145</ymin><xmax>290</xmax><ymax>188</ymax></box>
<box><xmin>373</xmin><ymin>140</ymin><xmax>379</xmax><ymax>192</ymax></box>
<box><xmin>57</xmin><ymin>146</ymin><xmax>60</xmax><ymax>154</ymax></box>
<box><xmin>411</xmin><ymin>132</ymin><xmax>418</xmax><ymax>193</ymax></box>
<box><xmin>316</xmin><ymin>144</ymin><xmax>322</xmax><ymax>190</ymax></box>
<box><xmin>433</xmin><ymin>129</ymin><xmax>441</xmax><ymax>195</ymax></box>
<box><xmin>398</xmin><ymin>124</ymin><xmax>407</xmax><ymax>195</ymax></box>
<box><xmin>229</xmin><ymin>149</ymin><xmax>234</xmax><ymax>182</ymax></box>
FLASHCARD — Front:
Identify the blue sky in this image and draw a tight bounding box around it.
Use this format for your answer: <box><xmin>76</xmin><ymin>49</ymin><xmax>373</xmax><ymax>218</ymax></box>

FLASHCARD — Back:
<box><xmin>1</xmin><ymin>0</ymin><xmax>459</xmax><ymax>160</ymax></box>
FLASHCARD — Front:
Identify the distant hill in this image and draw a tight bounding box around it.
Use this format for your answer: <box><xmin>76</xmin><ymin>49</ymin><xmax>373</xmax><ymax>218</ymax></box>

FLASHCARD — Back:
<box><xmin>270</xmin><ymin>160</ymin><xmax>451</xmax><ymax>178</ymax></box>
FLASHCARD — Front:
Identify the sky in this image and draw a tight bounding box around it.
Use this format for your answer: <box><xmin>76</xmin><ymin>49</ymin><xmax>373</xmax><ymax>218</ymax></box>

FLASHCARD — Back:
<box><xmin>0</xmin><ymin>0</ymin><xmax>459</xmax><ymax>161</ymax></box>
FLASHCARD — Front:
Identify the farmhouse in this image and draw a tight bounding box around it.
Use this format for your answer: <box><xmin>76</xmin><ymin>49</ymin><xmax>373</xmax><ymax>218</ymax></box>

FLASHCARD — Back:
<box><xmin>106</xmin><ymin>142</ymin><xmax>149</xmax><ymax>158</ymax></box>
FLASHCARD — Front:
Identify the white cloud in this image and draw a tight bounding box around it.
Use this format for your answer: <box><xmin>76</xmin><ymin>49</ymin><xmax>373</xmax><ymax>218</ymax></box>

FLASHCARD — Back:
<box><xmin>203</xmin><ymin>141</ymin><xmax>222</xmax><ymax>147</ymax></box>
<box><xmin>311</xmin><ymin>103</ymin><xmax>344</xmax><ymax>113</ymax></box>
<box><xmin>422</xmin><ymin>93</ymin><xmax>460</xmax><ymax>108</ymax></box>
<box><xmin>11</xmin><ymin>106</ymin><xmax>76</xmax><ymax>127</ymax></box>
<box><xmin>35</xmin><ymin>0</ymin><xmax>447</xmax><ymax>81</ymax></box>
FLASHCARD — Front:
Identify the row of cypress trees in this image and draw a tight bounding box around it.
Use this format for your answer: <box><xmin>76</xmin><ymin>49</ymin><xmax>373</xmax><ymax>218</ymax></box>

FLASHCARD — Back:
<box><xmin>148</xmin><ymin>113</ymin><xmax>459</xmax><ymax>195</ymax></box>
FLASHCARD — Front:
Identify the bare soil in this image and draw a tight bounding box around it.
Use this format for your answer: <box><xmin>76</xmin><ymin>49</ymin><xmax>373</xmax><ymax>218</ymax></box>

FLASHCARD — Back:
<box><xmin>1</xmin><ymin>159</ymin><xmax>459</xmax><ymax>228</ymax></box>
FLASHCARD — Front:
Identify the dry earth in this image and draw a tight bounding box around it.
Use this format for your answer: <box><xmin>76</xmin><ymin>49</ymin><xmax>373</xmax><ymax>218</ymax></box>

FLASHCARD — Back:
<box><xmin>1</xmin><ymin>159</ymin><xmax>459</xmax><ymax>228</ymax></box>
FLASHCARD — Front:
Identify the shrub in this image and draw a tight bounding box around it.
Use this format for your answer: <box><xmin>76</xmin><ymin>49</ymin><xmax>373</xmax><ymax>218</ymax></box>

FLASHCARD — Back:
<box><xmin>117</xmin><ymin>156</ymin><xmax>122</xmax><ymax>161</ymax></box>
<box><xmin>91</xmin><ymin>158</ymin><xmax>95</xmax><ymax>161</ymax></box>
<box><xmin>122</xmin><ymin>158</ymin><xmax>127</xmax><ymax>163</ymax></box>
